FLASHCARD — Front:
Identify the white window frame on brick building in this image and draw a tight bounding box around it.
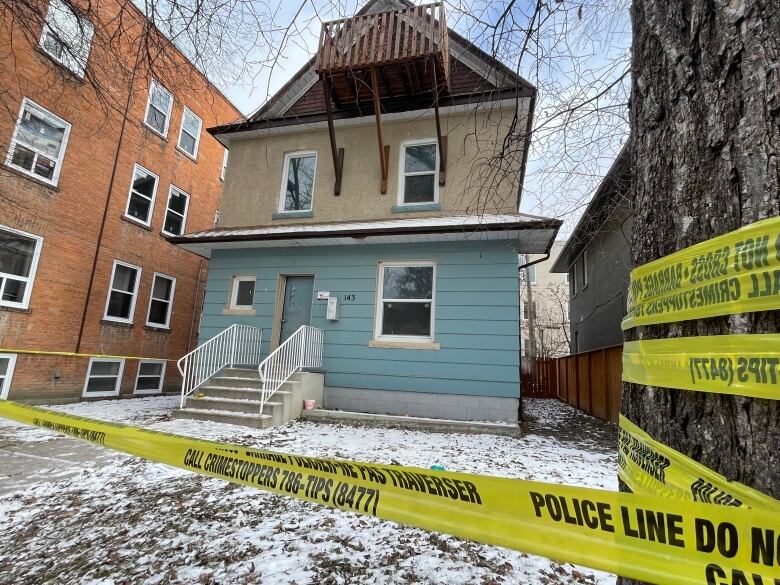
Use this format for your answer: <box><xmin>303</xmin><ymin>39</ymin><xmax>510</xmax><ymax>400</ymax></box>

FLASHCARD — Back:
<box><xmin>39</xmin><ymin>0</ymin><xmax>94</xmax><ymax>77</ymax></box>
<box><xmin>104</xmin><ymin>260</ymin><xmax>141</xmax><ymax>323</ymax></box>
<box><xmin>83</xmin><ymin>357</ymin><xmax>124</xmax><ymax>397</ymax></box>
<box><xmin>0</xmin><ymin>353</ymin><xmax>17</xmax><ymax>400</ymax></box>
<box><xmin>177</xmin><ymin>107</ymin><xmax>202</xmax><ymax>159</ymax></box>
<box><xmin>124</xmin><ymin>164</ymin><xmax>159</xmax><ymax>227</ymax></box>
<box><xmin>161</xmin><ymin>185</ymin><xmax>190</xmax><ymax>237</ymax></box>
<box><xmin>0</xmin><ymin>224</ymin><xmax>43</xmax><ymax>310</ymax></box>
<box><xmin>146</xmin><ymin>272</ymin><xmax>176</xmax><ymax>328</ymax></box>
<box><xmin>133</xmin><ymin>360</ymin><xmax>166</xmax><ymax>395</ymax></box>
<box><xmin>144</xmin><ymin>80</ymin><xmax>173</xmax><ymax>137</ymax></box>
<box><xmin>6</xmin><ymin>98</ymin><xmax>71</xmax><ymax>186</ymax></box>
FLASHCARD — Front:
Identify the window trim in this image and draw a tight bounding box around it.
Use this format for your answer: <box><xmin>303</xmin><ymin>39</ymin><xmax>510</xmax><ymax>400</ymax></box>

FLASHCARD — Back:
<box><xmin>38</xmin><ymin>0</ymin><xmax>94</xmax><ymax>78</ymax></box>
<box><xmin>133</xmin><ymin>360</ymin><xmax>166</xmax><ymax>395</ymax></box>
<box><xmin>229</xmin><ymin>275</ymin><xmax>256</xmax><ymax>310</ymax></box>
<box><xmin>103</xmin><ymin>260</ymin><xmax>142</xmax><ymax>324</ymax></box>
<box><xmin>123</xmin><ymin>163</ymin><xmax>159</xmax><ymax>228</ymax></box>
<box><xmin>0</xmin><ymin>224</ymin><xmax>44</xmax><ymax>310</ymax></box>
<box><xmin>82</xmin><ymin>357</ymin><xmax>124</xmax><ymax>398</ymax></box>
<box><xmin>176</xmin><ymin>106</ymin><xmax>202</xmax><ymax>160</ymax></box>
<box><xmin>161</xmin><ymin>184</ymin><xmax>190</xmax><ymax>237</ymax></box>
<box><xmin>374</xmin><ymin>260</ymin><xmax>436</xmax><ymax>343</ymax></box>
<box><xmin>278</xmin><ymin>150</ymin><xmax>317</xmax><ymax>213</ymax></box>
<box><xmin>6</xmin><ymin>98</ymin><xmax>72</xmax><ymax>187</ymax></box>
<box><xmin>143</xmin><ymin>79</ymin><xmax>173</xmax><ymax>138</ymax></box>
<box><xmin>146</xmin><ymin>272</ymin><xmax>176</xmax><ymax>328</ymax></box>
<box><xmin>0</xmin><ymin>353</ymin><xmax>18</xmax><ymax>400</ymax></box>
<box><xmin>397</xmin><ymin>138</ymin><xmax>440</xmax><ymax>206</ymax></box>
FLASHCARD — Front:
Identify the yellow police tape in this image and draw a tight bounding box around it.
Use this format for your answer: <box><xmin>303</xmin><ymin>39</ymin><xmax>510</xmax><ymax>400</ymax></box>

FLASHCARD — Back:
<box><xmin>618</xmin><ymin>415</ymin><xmax>779</xmax><ymax>511</ymax></box>
<box><xmin>622</xmin><ymin>217</ymin><xmax>780</xmax><ymax>330</ymax></box>
<box><xmin>0</xmin><ymin>348</ymin><xmax>174</xmax><ymax>361</ymax></box>
<box><xmin>622</xmin><ymin>334</ymin><xmax>780</xmax><ymax>400</ymax></box>
<box><xmin>1</xmin><ymin>401</ymin><xmax>779</xmax><ymax>585</ymax></box>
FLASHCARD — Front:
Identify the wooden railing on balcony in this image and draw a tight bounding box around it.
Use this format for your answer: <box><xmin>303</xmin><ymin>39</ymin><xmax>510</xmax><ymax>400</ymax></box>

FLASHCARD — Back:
<box><xmin>314</xmin><ymin>3</ymin><xmax>449</xmax><ymax>91</ymax></box>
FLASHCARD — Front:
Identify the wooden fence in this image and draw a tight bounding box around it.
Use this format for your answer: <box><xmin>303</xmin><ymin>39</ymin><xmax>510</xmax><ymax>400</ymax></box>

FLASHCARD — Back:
<box><xmin>522</xmin><ymin>345</ymin><xmax>623</xmax><ymax>423</ymax></box>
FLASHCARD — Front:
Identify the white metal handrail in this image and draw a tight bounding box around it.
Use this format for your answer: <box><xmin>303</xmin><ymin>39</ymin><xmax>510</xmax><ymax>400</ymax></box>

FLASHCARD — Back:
<box><xmin>177</xmin><ymin>324</ymin><xmax>263</xmax><ymax>407</ymax></box>
<box><xmin>259</xmin><ymin>325</ymin><xmax>324</xmax><ymax>411</ymax></box>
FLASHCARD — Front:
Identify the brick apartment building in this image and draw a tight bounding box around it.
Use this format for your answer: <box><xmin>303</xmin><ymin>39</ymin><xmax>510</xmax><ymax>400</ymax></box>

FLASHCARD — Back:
<box><xmin>0</xmin><ymin>0</ymin><xmax>240</xmax><ymax>403</ymax></box>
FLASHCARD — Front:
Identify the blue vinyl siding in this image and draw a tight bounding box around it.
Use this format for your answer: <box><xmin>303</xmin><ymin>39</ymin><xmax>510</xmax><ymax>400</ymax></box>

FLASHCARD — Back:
<box><xmin>199</xmin><ymin>240</ymin><xmax>520</xmax><ymax>398</ymax></box>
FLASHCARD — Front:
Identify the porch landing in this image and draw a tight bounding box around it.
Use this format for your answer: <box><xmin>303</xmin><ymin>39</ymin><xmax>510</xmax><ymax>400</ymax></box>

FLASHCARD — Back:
<box><xmin>300</xmin><ymin>408</ymin><xmax>522</xmax><ymax>437</ymax></box>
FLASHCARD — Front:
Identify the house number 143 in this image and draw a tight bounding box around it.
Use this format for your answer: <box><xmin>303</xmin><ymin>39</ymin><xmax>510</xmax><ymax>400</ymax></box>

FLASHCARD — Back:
<box><xmin>343</xmin><ymin>294</ymin><xmax>356</xmax><ymax>301</ymax></box>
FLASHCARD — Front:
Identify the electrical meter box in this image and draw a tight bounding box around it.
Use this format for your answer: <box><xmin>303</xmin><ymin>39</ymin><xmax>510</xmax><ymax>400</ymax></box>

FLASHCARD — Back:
<box><xmin>326</xmin><ymin>296</ymin><xmax>339</xmax><ymax>321</ymax></box>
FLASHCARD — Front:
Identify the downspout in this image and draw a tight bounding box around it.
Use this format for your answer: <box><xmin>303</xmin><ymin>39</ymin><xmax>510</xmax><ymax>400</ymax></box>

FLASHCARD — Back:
<box><xmin>75</xmin><ymin>38</ymin><xmax>145</xmax><ymax>352</ymax></box>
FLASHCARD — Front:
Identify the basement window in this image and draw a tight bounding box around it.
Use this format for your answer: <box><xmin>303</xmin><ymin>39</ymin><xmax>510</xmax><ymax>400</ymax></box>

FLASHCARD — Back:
<box><xmin>144</xmin><ymin>80</ymin><xmax>173</xmax><ymax>137</ymax></box>
<box><xmin>83</xmin><ymin>358</ymin><xmax>124</xmax><ymax>397</ymax></box>
<box><xmin>279</xmin><ymin>151</ymin><xmax>316</xmax><ymax>212</ymax></box>
<box><xmin>0</xmin><ymin>353</ymin><xmax>17</xmax><ymax>400</ymax></box>
<box><xmin>104</xmin><ymin>260</ymin><xmax>141</xmax><ymax>323</ymax></box>
<box><xmin>0</xmin><ymin>225</ymin><xmax>43</xmax><ymax>310</ymax></box>
<box><xmin>162</xmin><ymin>185</ymin><xmax>189</xmax><ymax>236</ymax></box>
<box><xmin>375</xmin><ymin>261</ymin><xmax>435</xmax><ymax>342</ymax></box>
<box><xmin>177</xmin><ymin>107</ymin><xmax>202</xmax><ymax>159</ymax></box>
<box><xmin>399</xmin><ymin>140</ymin><xmax>438</xmax><ymax>205</ymax></box>
<box><xmin>39</xmin><ymin>0</ymin><xmax>94</xmax><ymax>77</ymax></box>
<box><xmin>134</xmin><ymin>361</ymin><xmax>165</xmax><ymax>394</ymax></box>
<box><xmin>6</xmin><ymin>98</ymin><xmax>71</xmax><ymax>186</ymax></box>
<box><xmin>146</xmin><ymin>273</ymin><xmax>176</xmax><ymax>328</ymax></box>
<box><xmin>124</xmin><ymin>164</ymin><xmax>159</xmax><ymax>227</ymax></box>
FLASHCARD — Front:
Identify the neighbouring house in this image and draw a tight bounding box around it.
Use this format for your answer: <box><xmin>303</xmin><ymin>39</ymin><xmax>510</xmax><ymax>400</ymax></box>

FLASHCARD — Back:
<box><xmin>169</xmin><ymin>0</ymin><xmax>561</xmax><ymax>426</ymax></box>
<box><xmin>519</xmin><ymin>241</ymin><xmax>569</xmax><ymax>360</ymax></box>
<box><xmin>0</xmin><ymin>0</ymin><xmax>240</xmax><ymax>403</ymax></box>
<box><xmin>550</xmin><ymin>144</ymin><xmax>632</xmax><ymax>353</ymax></box>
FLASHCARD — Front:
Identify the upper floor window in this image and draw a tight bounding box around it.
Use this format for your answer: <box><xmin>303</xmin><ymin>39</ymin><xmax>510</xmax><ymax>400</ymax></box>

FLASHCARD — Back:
<box><xmin>0</xmin><ymin>225</ymin><xmax>43</xmax><ymax>310</ymax></box>
<box><xmin>520</xmin><ymin>255</ymin><xmax>537</xmax><ymax>284</ymax></box>
<box><xmin>162</xmin><ymin>185</ymin><xmax>189</xmax><ymax>236</ymax></box>
<box><xmin>570</xmin><ymin>264</ymin><xmax>577</xmax><ymax>296</ymax></box>
<box><xmin>582</xmin><ymin>250</ymin><xmax>589</xmax><ymax>289</ymax></box>
<box><xmin>144</xmin><ymin>80</ymin><xmax>173</xmax><ymax>137</ymax></box>
<box><xmin>104</xmin><ymin>260</ymin><xmax>141</xmax><ymax>323</ymax></box>
<box><xmin>124</xmin><ymin>164</ymin><xmax>158</xmax><ymax>227</ymax></box>
<box><xmin>399</xmin><ymin>140</ymin><xmax>438</xmax><ymax>205</ymax></box>
<box><xmin>375</xmin><ymin>261</ymin><xmax>436</xmax><ymax>342</ymax></box>
<box><xmin>279</xmin><ymin>151</ymin><xmax>316</xmax><ymax>212</ymax></box>
<box><xmin>39</xmin><ymin>0</ymin><xmax>94</xmax><ymax>77</ymax></box>
<box><xmin>7</xmin><ymin>98</ymin><xmax>71</xmax><ymax>186</ymax></box>
<box><xmin>522</xmin><ymin>301</ymin><xmax>537</xmax><ymax>321</ymax></box>
<box><xmin>177</xmin><ymin>107</ymin><xmax>202</xmax><ymax>159</ymax></box>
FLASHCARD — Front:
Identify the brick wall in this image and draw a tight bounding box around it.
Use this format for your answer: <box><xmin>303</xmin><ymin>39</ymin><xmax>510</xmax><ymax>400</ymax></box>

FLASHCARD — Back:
<box><xmin>0</xmin><ymin>0</ymin><xmax>241</xmax><ymax>402</ymax></box>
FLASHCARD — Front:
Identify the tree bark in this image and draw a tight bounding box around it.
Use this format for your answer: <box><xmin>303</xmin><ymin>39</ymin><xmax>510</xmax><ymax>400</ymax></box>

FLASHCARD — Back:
<box><xmin>620</xmin><ymin>1</ymin><xmax>779</xmax><ymax>583</ymax></box>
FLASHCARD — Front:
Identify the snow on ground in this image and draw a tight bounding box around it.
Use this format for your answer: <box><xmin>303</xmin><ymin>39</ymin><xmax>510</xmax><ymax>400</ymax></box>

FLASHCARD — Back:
<box><xmin>0</xmin><ymin>397</ymin><xmax>618</xmax><ymax>584</ymax></box>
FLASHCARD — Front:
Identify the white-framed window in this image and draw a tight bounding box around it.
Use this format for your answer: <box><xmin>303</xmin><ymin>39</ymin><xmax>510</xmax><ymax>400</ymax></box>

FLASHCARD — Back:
<box><xmin>124</xmin><ymin>164</ymin><xmax>159</xmax><ymax>226</ymax></box>
<box><xmin>0</xmin><ymin>353</ymin><xmax>17</xmax><ymax>400</ymax></box>
<box><xmin>279</xmin><ymin>151</ymin><xmax>316</xmax><ymax>212</ymax></box>
<box><xmin>398</xmin><ymin>139</ymin><xmax>438</xmax><ymax>205</ymax></box>
<box><xmin>221</xmin><ymin>148</ymin><xmax>229</xmax><ymax>181</ymax></box>
<box><xmin>104</xmin><ymin>260</ymin><xmax>141</xmax><ymax>323</ymax></box>
<box><xmin>146</xmin><ymin>273</ymin><xmax>176</xmax><ymax>328</ymax></box>
<box><xmin>375</xmin><ymin>260</ymin><xmax>436</xmax><ymax>342</ymax></box>
<box><xmin>161</xmin><ymin>185</ymin><xmax>189</xmax><ymax>236</ymax></box>
<box><xmin>83</xmin><ymin>358</ymin><xmax>124</xmax><ymax>397</ymax></box>
<box><xmin>134</xmin><ymin>360</ymin><xmax>166</xmax><ymax>394</ymax></box>
<box><xmin>6</xmin><ymin>98</ymin><xmax>71</xmax><ymax>186</ymax></box>
<box><xmin>521</xmin><ymin>255</ymin><xmax>537</xmax><ymax>284</ymax></box>
<box><xmin>39</xmin><ymin>0</ymin><xmax>94</xmax><ymax>77</ymax></box>
<box><xmin>177</xmin><ymin>107</ymin><xmax>202</xmax><ymax>159</ymax></box>
<box><xmin>0</xmin><ymin>225</ymin><xmax>43</xmax><ymax>310</ymax></box>
<box><xmin>144</xmin><ymin>80</ymin><xmax>173</xmax><ymax>137</ymax></box>
<box><xmin>229</xmin><ymin>276</ymin><xmax>256</xmax><ymax>309</ymax></box>
<box><xmin>522</xmin><ymin>301</ymin><xmax>536</xmax><ymax>321</ymax></box>
<box><xmin>582</xmin><ymin>250</ymin><xmax>589</xmax><ymax>289</ymax></box>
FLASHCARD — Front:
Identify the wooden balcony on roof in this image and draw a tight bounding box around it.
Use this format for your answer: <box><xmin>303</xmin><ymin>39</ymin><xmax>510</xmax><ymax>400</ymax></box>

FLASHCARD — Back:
<box><xmin>314</xmin><ymin>3</ymin><xmax>450</xmax><ymax>103</ymax></box>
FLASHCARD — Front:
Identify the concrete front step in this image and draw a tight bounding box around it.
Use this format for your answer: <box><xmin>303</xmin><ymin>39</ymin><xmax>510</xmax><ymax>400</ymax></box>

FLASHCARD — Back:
<box><xmin>173</xmin><ymin>408</ymin><xmax>274</xmax><ymax>429</ymax></box>
<box><xmin>220</xmin><ymin>367</ymin><xmax>261</xmax><ymax>379</ymax></box>
<box><xmin>185</xmin><ymin>395</ymin><xmax>281</xmax><ymax>416</ymax></box>
<box><xmin>198</xmin><ymin>385</ymin><xmax>294</xmax><ymax>402</ymax></box>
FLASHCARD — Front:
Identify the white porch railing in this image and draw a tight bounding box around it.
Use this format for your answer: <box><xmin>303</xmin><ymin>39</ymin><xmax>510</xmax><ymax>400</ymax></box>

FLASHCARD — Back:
<box><xmin>259</xmin><ymin>325</ymin><xmax>324</xmax><ymax>410</ymax></box>
<box><xmin>177</xmin><ymin>324</ymin><xmax>263</xmax><ymax>407</ymax></box>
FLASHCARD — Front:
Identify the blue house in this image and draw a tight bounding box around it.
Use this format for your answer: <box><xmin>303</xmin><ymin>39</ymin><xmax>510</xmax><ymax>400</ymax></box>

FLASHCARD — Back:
<box><xmin>170</xmin><ymin>0</ymin><xmax>560</xmax><ymax>427</ymax></box>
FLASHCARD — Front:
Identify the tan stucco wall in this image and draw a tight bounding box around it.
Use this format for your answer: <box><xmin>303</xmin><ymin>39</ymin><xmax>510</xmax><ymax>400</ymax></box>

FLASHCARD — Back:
<box><xmin>219</xmin><ymin>100</ymin><xmax>530</xmax><ymax>227</ymax></box>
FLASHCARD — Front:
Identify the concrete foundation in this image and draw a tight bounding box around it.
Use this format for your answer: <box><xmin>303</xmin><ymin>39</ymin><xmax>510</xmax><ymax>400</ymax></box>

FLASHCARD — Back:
<box><xmin>323</xmin><ymin>386</ymin><xmax>519</xmax><ymax>424</ymax></box>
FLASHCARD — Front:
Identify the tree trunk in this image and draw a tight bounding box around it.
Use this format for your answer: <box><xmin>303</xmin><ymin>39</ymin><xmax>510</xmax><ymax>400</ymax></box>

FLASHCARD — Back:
<box><xmin>620</xmin><ymin>1</ymin><xmax>779</xmax><ymax>583</ymax></box>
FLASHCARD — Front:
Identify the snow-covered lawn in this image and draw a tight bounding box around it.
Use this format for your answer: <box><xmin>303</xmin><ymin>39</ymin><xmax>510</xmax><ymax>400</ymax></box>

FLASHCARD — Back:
<box><xmin>0</xmin><ymin>397</ymin><xmax>618</xmax><ymax>584</ymax></box>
